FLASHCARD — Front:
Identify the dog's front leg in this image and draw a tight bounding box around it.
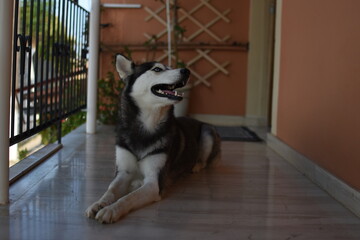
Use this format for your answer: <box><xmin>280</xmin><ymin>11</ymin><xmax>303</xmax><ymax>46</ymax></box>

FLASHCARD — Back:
<box><xmin>95</xmin><ymin>154</ymin><xmax>166</xmax><ymax>224</ymax></box>
<box><xmin>85</xmin><ymin>147</ymin><xmax>138</xmax><ymax>219</ymax></box>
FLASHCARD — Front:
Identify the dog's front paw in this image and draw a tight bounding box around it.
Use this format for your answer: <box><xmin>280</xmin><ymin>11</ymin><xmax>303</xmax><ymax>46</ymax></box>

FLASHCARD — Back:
<box><xmin>85</xmin><ymin>202</ymin><xmax>104</xmax><ymax>219</ymax></box>
<box><xmin>95</xmin><ymin>205</ymin><xmax>125</xmax><ymax>224</ymax></box>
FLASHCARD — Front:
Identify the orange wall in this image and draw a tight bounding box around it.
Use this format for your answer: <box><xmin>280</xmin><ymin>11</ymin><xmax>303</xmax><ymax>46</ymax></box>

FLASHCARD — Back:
<box><xmin>99</xmin><ymin>0</ymin><xmax>250</xmax><ymax>116</ymax></box>
<box><xmin>277</xmin><ymin>0</ymin><xmax>360</xmax><ymax>190</ymax></box>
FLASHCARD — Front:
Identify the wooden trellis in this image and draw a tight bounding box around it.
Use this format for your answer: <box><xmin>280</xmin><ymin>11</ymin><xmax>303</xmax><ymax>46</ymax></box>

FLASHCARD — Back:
<box><xmin>144</xmin><ymin>0</ymin><xmax>232</xmax><ymax>87</ymax></box>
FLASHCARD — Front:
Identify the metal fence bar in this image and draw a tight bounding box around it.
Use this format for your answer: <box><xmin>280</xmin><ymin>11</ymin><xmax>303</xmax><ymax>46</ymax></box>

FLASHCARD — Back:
<box><xmin>56</xmin><ymin>0</ymin><xmax>65</xmax><ymax>143</ymax></box>
<box><xmin>9</xmin><ymin>0</ymin><xmax>89</xmax><ymax>146</ymax></box>
<box><xmin>32</xmin><ymin>0</ymin><xmax>37</xmax><ymax>128</ymax></box>
<box><xmin>76</xmin><ymin>6</ymin><xmax>81</xmax><ymax>110</ymax></box>
<box><xmin>19</xmin><ymin>0</ymin><xmax>26</xmax><ymax>134</ymax></box>
<box><xmin>80</xmin><ymin>9</ymin><xmax>85</xmax><ymax>106</ymax></box>
<box><xmin>50</xmin><ymin>0</ymin><xmax>56</xmax><ymax>122</ymax></box>
<box><xmin>26</xmin><ymin>0</ymin><xmax>34</xmax><ymax>132</ymax></box>
<box><xmin>41</xmin><ymin>0</ymin><xmax>47</xmax><ymax>125</ymax></box>
<box><xmin>65</xmin><ymin>0</ymin><xmax>71</xmax><ymax>116</ymax></box>
<box><xmin>71</xmin><ymin>2</ymin><xmax>76</xmax><ymax>113</ymax></box>
<box><xmin>44</xmin><ymin>0</ymin><xmax>51</xmax><ymax>125</ymax></box>
<box><xmin>10</xmin><ymin>0</ymin><xmax>20</xmax><ymax>140</ymax></box>
<box><xmin>79</xmin><ymin>8</ymin><xmax>83</xmax><ymax>108</ymax></box>
<box><xmin>69</xmin><ymin>2</ymin><xmax>74</xmax><ymax>113</ymax></box>
<box><xmin>55</xmin><ymin>0</ymin><xmax>61</xmax><ymax>122</ymax></box>
<box><xmin>34</xmin><ymin>0</ymin><xmax>41</xmax><ymax>127</ymax></box>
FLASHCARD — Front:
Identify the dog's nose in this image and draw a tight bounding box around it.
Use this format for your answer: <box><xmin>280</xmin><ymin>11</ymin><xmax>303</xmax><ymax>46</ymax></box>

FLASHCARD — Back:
<box><xmin>180</xmin><ymin>68</ymin><xmax>190</xmax><ymax>77</ymax></box>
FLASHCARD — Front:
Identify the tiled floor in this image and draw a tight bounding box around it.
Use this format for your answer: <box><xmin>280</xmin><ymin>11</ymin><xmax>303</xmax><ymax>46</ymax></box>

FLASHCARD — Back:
<box><xmin>1</xmin><ymin>124</ymin><xmax>359</xmax><ymax>240</ymax></box>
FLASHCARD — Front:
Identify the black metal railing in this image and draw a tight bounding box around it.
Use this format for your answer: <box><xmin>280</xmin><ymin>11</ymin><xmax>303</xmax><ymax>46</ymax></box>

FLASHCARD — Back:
<box><xmin>10</xmin><ymin>0</ymin><xmax>89</xmax><ymax>146</ymax></box>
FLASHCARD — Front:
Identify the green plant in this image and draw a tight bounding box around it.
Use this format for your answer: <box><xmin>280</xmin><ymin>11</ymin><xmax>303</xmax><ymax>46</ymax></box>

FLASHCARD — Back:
<box><xmin>61</xmin><ymin>111</ymin><xmax>87</xmax><ymax>136</ymax></box>
<box><xmin>150</xmin><ymin>0</ymin><xmax>186</xmax><ymax>68</ymax></box>
<box><xmin>123</xmin><ymin>45</ymin><xmax>132</xmax><ymax>59</ymax></box>
<box><xmin>21</xmin><ymin>1</ymin><xmax>78</xmax><ymax>62</ymax></box>
<box><xmin>144</xmin><ymin>35</ymin><xmax>159</xmax><ymax>62</ymax></box>
<box><xmin>40</xmin><ymin>111</ymin><xmax>87</xmax><ymax>144</ymax></box>
<box><xmin>18</xmin><ymin>148</ymin><xmax>29</xmax><ymax>160</ymax></box>
<box><xmin>98</xmin><ymin>71</ymin><xmax>124</xmax><ymax>124</ymax></box>
<box><xmin>171</xmin><ymin>0</ymin><xmax>187</xmax><ymax>68</ymax></box>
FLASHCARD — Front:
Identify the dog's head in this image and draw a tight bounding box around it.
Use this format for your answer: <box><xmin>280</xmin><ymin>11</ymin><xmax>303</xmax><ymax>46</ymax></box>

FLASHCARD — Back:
<box><xmin>115</xmin><ymin>54</ymin><xmax>190</xmax><ymax>108</ymax></box>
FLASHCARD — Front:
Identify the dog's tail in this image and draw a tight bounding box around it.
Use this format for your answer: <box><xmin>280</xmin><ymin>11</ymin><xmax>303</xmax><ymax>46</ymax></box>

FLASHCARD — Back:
<box><xmin>192</xmin><ymin>123</ymin><xmax>222</xmax><ymax>173</ymax></box>
<box><xmin>206</xmin><ymin>125</ymin><xmax>222</xmax><ymax>168</ymax></box>
<box><xmin>200</xmin><ymin>124</ymin><xmax>221</xmax><ymax>169</ymax></box>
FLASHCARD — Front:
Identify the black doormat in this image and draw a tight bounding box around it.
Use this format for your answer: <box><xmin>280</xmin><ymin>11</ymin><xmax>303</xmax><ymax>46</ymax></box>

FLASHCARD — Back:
<box><xmin>215</xmin><ymin>126</ymin><xmax>262</xmax><ymax>142</ymax></box>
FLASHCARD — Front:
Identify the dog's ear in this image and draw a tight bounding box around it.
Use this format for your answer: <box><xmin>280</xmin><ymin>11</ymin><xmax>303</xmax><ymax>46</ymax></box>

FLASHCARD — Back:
<box><xmin>115</xmin><ymin>54</ymin><xmax>133</xmax><ymax>80</ymax></box>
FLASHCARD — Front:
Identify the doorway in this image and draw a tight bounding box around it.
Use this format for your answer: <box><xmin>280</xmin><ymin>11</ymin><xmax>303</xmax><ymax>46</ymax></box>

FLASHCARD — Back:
<box><xmin>246</xmin><ymin>0</ymin><xmax>276</xmax><ymax>127</ymax></box>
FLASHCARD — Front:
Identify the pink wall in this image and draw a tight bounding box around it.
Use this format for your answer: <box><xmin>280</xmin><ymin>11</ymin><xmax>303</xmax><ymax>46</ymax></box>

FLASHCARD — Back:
<box><xmin>277</xmin><ymin>0</ymin><xmax>360</xmax><ymax>190</ymax></box>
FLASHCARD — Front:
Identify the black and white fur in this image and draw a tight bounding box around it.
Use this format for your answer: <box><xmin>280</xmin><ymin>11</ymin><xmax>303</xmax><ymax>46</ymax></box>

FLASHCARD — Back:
<box><xmin>85</xmin><ymin>54</ymin><xmax>221</xmax><ymax>224</ymax></box>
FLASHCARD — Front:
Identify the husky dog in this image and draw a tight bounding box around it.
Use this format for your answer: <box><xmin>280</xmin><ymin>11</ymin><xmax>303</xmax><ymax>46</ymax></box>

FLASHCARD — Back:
<box><xmin>85</xmin><ymin>54</ymin><xmax>221</xmax><ymax>224</ymax></box>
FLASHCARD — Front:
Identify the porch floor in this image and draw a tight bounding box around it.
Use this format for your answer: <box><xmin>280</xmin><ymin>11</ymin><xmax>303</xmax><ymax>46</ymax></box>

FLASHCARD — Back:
<box><xmin>1</xmin><ymin>124</ymin><xmax>359</xmax><ymax>240</ymax></box>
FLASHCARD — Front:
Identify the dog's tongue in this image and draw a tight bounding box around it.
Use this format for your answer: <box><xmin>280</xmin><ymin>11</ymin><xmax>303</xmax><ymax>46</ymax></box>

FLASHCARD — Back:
<box><xmin>163</xmin><ymin>90</ymin><xmax>183</xmax><ymax>97</ymax></box>
<box><xmin>163</xmin><ymin>90</ymin><xmax>176</xmax><ymax>96</ymax></box>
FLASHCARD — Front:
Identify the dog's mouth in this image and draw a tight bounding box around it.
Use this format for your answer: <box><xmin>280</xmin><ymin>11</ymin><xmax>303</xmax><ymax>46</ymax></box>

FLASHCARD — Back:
<box><xmin>151</xmin><ymin>79</ymin><xmax>188</xmax><ymax>101</ymax></box>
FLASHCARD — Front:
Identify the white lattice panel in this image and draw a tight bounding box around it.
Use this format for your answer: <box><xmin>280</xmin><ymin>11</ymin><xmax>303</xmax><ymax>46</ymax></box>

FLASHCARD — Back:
<box><xmin>144</xmin><ymin>0</ymin><xmax>231</xmax><ymax>87</ymax></box>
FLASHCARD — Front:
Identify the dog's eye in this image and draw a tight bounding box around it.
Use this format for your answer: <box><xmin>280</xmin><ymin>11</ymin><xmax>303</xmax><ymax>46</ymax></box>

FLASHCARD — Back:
<box><xmin>152</xmin><ymin>67</ymin><xmax>163</xmax><ymax>72</ymax></box>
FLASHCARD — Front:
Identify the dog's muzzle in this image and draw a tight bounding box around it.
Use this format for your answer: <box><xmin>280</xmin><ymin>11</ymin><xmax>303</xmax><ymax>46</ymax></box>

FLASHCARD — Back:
<box><xmin>151</xmin><ymin>68</ymin><xmax>190</xmax><ymax>101</ymax></box>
